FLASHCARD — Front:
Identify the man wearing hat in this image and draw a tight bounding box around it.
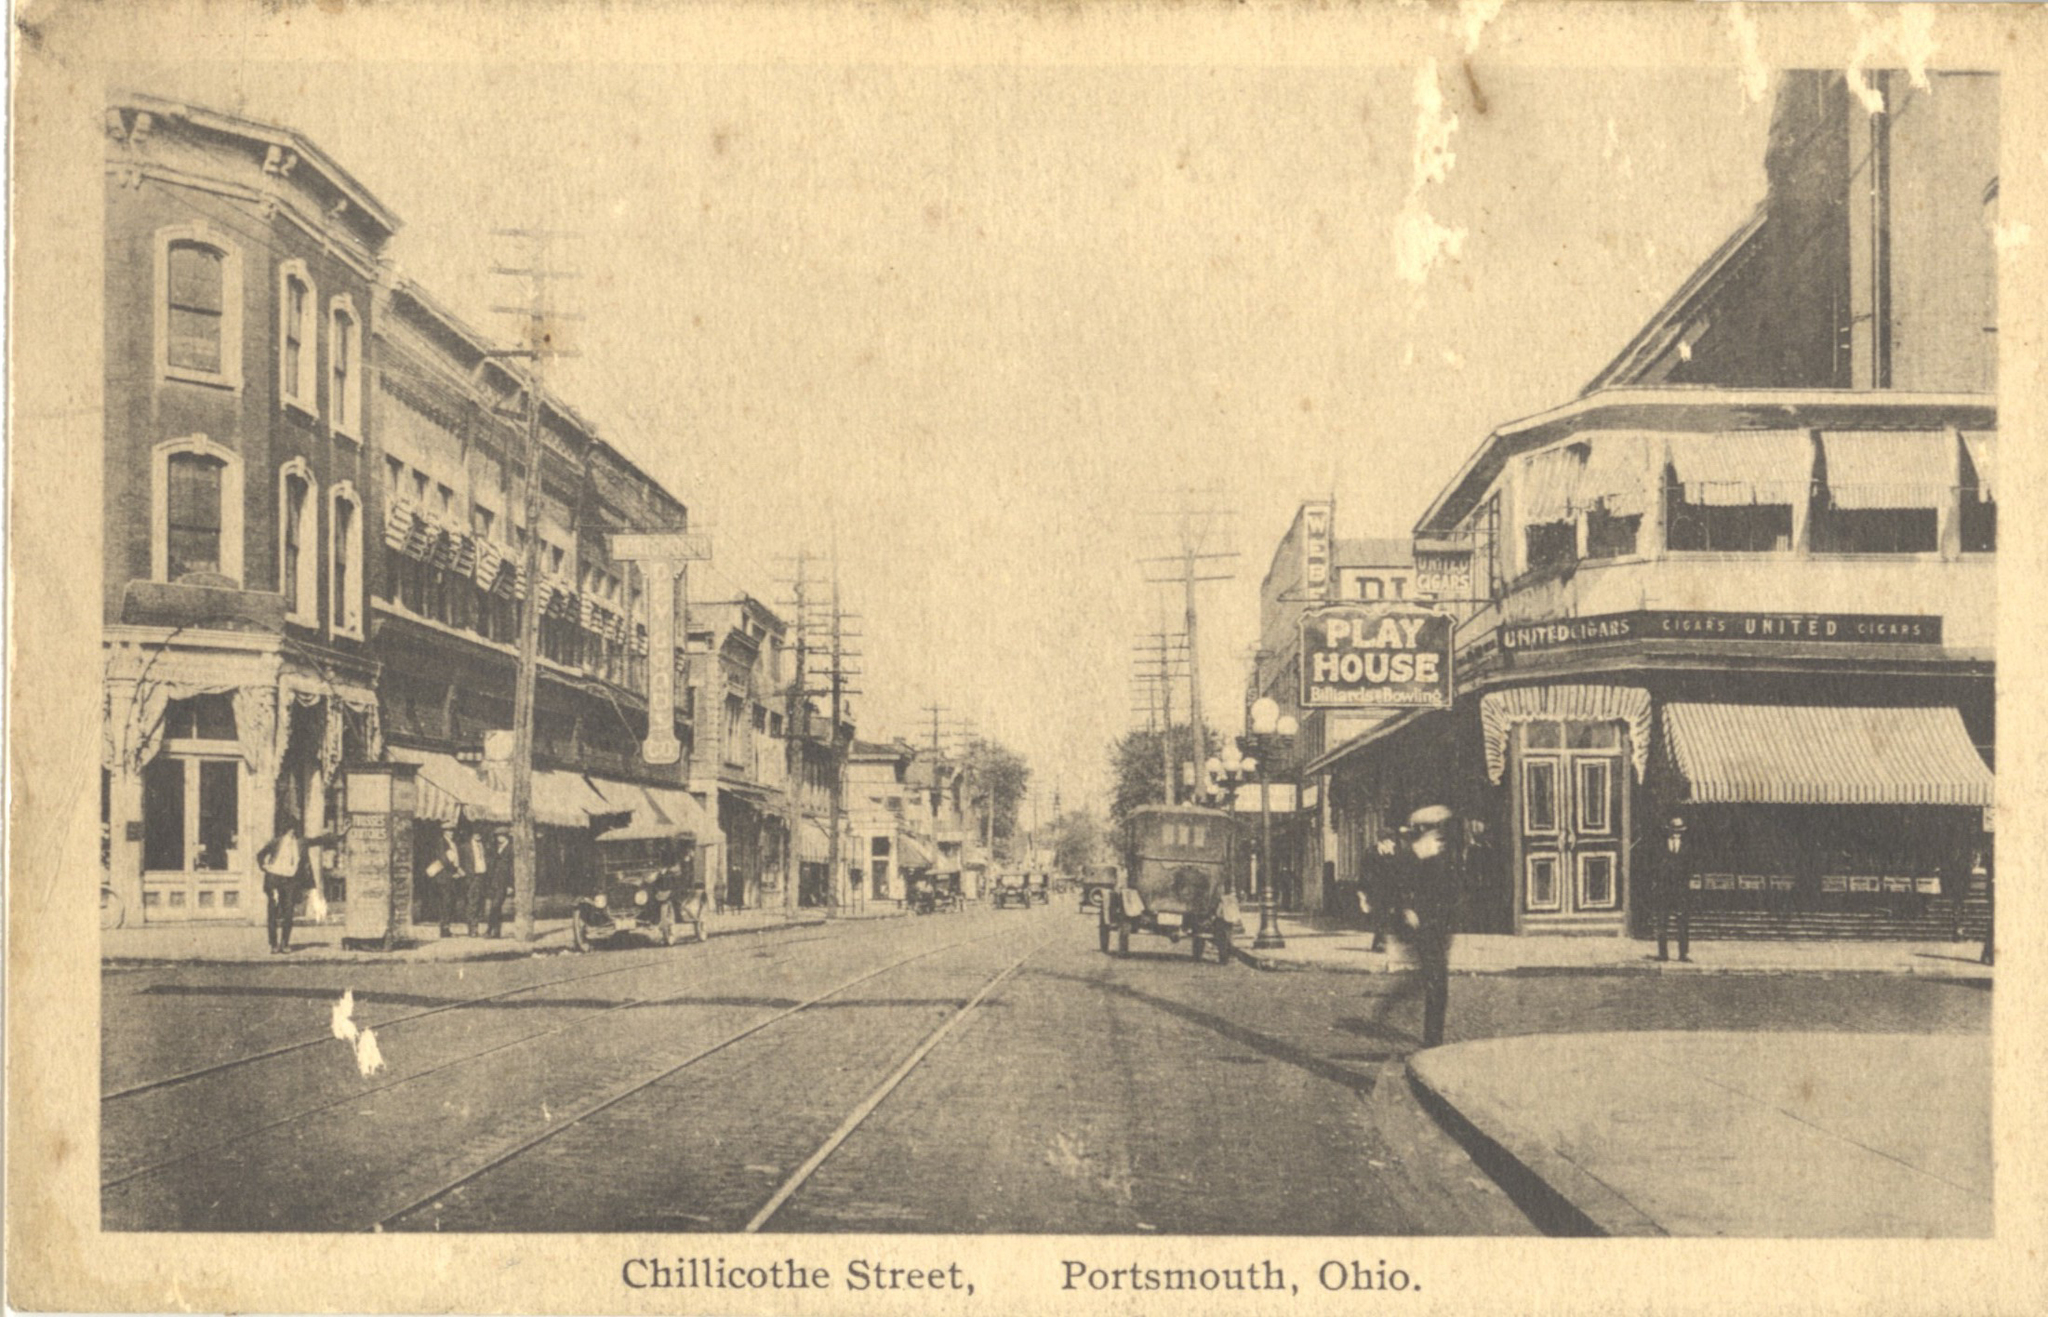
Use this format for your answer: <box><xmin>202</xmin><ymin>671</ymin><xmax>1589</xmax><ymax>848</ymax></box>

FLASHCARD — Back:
<box><xmin>1654</xmin><ymin>814</ymin><xmax>1693</xmax><ymax>963</ymax></box>
<box><xmin>1377</xmin><ymin>803</ymin><xmax>1459</xmax><ymax>1048</ymax></box>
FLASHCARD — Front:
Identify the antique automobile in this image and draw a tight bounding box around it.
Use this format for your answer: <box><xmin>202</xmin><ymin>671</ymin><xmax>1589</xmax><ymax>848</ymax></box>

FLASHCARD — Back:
<box><xmin>1078</xmin><ymin>865</ymin><xmax>1121</xmax><ymax>913</ymax></box>
<box><xmin>1099</xmin><ymin>804</ymin><xmax>1243</xmax><ymax>964</ymax></box>
<box><xmin>1029</xmin><ymin>870</ymin><xmax>1051</xmax><ymax>904</ymax></box>
<box><xmin>909</xmin><ymin>872</ymin><xmax>964</xmax><ymax>915</ymax></box>
<box><xmin>572</xmin><ymin>831</ymin><xmax>705</xmax><ymax>951</ymax></box>
<box><xmin>992</xmin><ymin>870</ymin><xmax>1033</xmax><ymax>910</ymax></box>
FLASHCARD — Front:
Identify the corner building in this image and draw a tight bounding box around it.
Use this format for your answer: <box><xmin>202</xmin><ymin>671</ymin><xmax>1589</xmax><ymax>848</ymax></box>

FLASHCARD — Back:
<box><xmin>1330</xmin><ymin>70</ymin><xmax>1996</xmax><ymax>938</ymax></box>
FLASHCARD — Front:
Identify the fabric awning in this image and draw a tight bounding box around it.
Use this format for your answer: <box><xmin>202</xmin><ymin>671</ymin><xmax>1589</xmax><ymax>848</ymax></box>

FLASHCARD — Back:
<box><xmin>385</xmin><ymin>748</ymin><xmax>506</xmax><ymax>826</ymax></box>
<box><xmin>521</xmin><ymin>768</ymin><xmax>619</xmax><ymax>828</ymax></box>
<box><xmin>1664</xmin><ymin>431</ymin><xmax>1813</xmax><ymax>506</ymax></box>
<box><xmin>588</xmin><ymin>779</ymin><xmax>709</xmax><ymax>842</ymax></box>
<box><xmin>1819</xmin><ymin>431</ymin><xmax>1951</xmax><ymax>510</ymax></box>
<box><xmin>798</xmin><ymin>820</ymin><xmax>832</xmax><ymax>863</ymax></box>
<box><xmin>1481</xmin><ymin>684</ymin><xmax>1653</xmax><ymax>783</ymax></box>
<box><xmin>1962</xmin><ymin>432</ymin><xmax>1995</xmax><ymax>501</ymax></box>
<box><xmin>1519</xmin><ymin>444</ymin><xmax>1585</xmax><ymax>524</ymax></box>
<box><xmin>1577</xmin><ymin>433</ymin><xmax>1652</xmax><ymax>517</ymax></box>
<box><xmin>895</xmin><ymin>833</ymin><xmax>937</xmax><ymax>869</ymax></box>
<box><xmin>1662</xmin><ymin>703</ymin><xmax>1993</xmax><ymax>807</ymax></box>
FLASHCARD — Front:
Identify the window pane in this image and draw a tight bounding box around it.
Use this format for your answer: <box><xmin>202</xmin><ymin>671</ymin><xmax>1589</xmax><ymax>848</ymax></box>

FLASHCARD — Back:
<box><xmin>1523</xmin><ymin>759</ymin><xmax>1558</xmax><ymax>831</ymax></box>
<box><xmin>166</xmin><ymin>454</ymin><xmax>223</xmax><ymax>578</ymax></box>
<box><xmin>196</xmin><ymin>760</ymin><xmax>238</xmax><ymax>870</ymax></box>
<box><xmin>335</xmin><ymin>498</ymin><xmax>355</xmax><ymax>623</ymax></box>
<box><xmin>282</xmin><ymin>476</ymin><xmax>305</xmax><ymax>610</ymax></box>
<box><xmin>142</xmin><ymin>757</ymin><xmax>186</xmax><ymax>871</ymax></box>
<box><xmin>168</xmin><ymin>244</ymin><xmax>225</xmax><ymax>313</ymax></box>
<box><xmin>1567</xmin><ymin>722</ymin><xmax>1621</xmax><ymax>750</ymax></box>
<box><xmin>1525</xmin><ymin>721</ymin><xmax>1563</xmax><ymax>749</ymax></box>
<box><xmin>167</xmin><ymin>308</ymin><xmax>224</xmax><ymax>374</ymax></box>
<box><xmin>189</xmin><ymin>694</ymin><xmax>236</xmax><ymax>741</ymax></box>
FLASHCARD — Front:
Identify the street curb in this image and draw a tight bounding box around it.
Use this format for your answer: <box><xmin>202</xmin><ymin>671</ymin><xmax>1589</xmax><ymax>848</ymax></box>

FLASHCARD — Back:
<box><xmin>1231</xmin><ymin>948</ymin><xmax>1994</xmax><ymax>983</ymax></box>
<box><xmin>100</xmin><ymin>914</ymin><xmax>833</xmax><ymax>968</ymax></box>
<box><xmin>1405</xmin><ymin>1051</ymin><xmax>1662</xmax><ymax>1239</ymax></box>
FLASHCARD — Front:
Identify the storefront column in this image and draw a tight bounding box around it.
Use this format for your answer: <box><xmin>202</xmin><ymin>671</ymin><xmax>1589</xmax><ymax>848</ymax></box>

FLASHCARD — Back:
<box><xmin>107</xmin><ymin>767</ymin><xmax>146</xmax><ymax>916</ymax></box>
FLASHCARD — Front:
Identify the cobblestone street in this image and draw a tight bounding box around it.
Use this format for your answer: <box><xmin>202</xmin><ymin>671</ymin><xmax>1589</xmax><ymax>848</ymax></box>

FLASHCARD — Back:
<box><xmin>100</xmin><ymin>901</ymin><xmax>1988</xmax><ymax>1234</ymax></box>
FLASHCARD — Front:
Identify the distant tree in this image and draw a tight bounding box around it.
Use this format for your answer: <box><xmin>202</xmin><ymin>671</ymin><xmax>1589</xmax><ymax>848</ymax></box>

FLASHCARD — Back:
<box><xmin>1108</xmin><ymin>722</ymin><xmax>1213</xmax><ymax>828</ymax></box>
<box><xmin>962</xmin><ymin>738</ymin><xmax>1031</xmax><ymax>860</ymax></box>
<box><xmin>1050</xmin><ymin>810</ymin><xmax>1108</xmax><ymax>875</ymax></box>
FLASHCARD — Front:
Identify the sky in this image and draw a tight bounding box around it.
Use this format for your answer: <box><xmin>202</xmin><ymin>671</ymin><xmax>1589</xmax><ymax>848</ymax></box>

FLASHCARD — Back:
<box><xmin>127</xmin><ymin>57</ymin><xmax>1775</xmax><ymax>813</ymax></box>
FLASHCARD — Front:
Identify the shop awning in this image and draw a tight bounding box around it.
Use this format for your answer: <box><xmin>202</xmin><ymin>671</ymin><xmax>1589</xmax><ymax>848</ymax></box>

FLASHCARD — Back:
<box><xmin>1662</xmin><ymin>703</ymin><xmax>1993</xmax><ymax>807</ymax></box>
<box><xmin>1665</xmin><ymin>431</ymin><xmax>1813</xmax><ymax>506</ymax></box>
<box><xmin>1519</xmin><ymin>444</ymin><xmax>1585</xmax><ymax>524</ymax></box>
<box><xmin>589</xmin><ymin>779</ymin><xmax>710</xmax><ymax>842</ymax></box>
<box><xmin>895</xmin><ymin>833</ymin><xmax>937</xmax><ymax>869</ymax></box>
<box><xmin>525</xmin><ymin>769</ymin><xmax>621</xmax><ymax>828</ymax></box>
<box><xmin>385</xmin><ymin>748</ymin><xmax>506</xmax><ymax>826</ymax></box>
<box><xmin>1576</xmin><ymin>433</ymin><xmax>1653</xmax><ymax>517</ymax></box>
<box><xmin>798</xmin><ymin>819</ymin><xmax>832</xmax><ymax>864</ymax></box>
<box><xmin>1819</xmin><ymin>431</ymin><xmax>1951</xmax><ymax>510</ymax></box>
<box><xmin>1962</xmin><ymin>432</ymin><xmax>1995</xmax><ymax>501</ymax></box>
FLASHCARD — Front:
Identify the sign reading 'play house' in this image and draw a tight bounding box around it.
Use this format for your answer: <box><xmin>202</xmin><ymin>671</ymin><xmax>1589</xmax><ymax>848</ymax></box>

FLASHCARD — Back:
<box><xmin>1299</xmin><ymin>605</ymin><xmax>1456</xmax><ymax>709</ymax></box>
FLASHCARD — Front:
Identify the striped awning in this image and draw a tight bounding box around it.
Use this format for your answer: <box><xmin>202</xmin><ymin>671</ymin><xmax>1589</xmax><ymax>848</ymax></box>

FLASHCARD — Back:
<box><xmin>1962</xmin><ymin>432</ymin><xmax>1995</xmax><ymax>501</ymax></box>
<box><xmin>385</xmin><ymin>748</ymin><xmax>506</xmax><ymax>826</ymax></box>
<box><xmin>1519</xmin><ymin>444</ymin><xmax>1585</xmax><ymax>524</ymax></box>
<box><xmin>1577</xmin><ymin>433</ymin><xmax>1652</xmax><ymax>517</ymax></box>
<box><xmin>476</xmin><ymin>763</ymin><xmax>619</xmax><ymax>828</ymax></box>
<box><xmin>798</xmin><ymin>819</ymin><xmax>832</xmax><ymax>863</ymax></box>
<box><xmin>1662</xmin><ymin>704</ymin><xmax>1993</xmax><ymax>807</ymax></box>
<box><xmin>1481</xmin><ymin>685</ymin><xmax>1652</xmax><ymax>783</ymax></box>
<box><xmin>1819</xmin><ymin>431</ymin><xmax>1951</xmax><ymax>510</ymax></box>
<box><xmin>589</xmin><ymin>779</ymin><xmax>710</xmax><ymax>842</ymax></box>
<box><xmin>1665</xmin><ymin>431</ymin><xmax>1813</xmax><ymax>506</ymax></box>
<box><xmin>895</xmin><ymin>833</ymin><xmax>937</xmax><ymax>869</ymax></box>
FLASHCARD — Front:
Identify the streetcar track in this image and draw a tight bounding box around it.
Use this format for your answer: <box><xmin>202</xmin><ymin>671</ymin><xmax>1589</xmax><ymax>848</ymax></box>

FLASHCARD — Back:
<box><xmin>370</xmin><ymin>926</ymin><xmax>1015</xmax><ymax>1231</ymax></box>
<box><xmin>744</xmin><ymin>934</ymin><xmax>1050</xmax><ymax>1232</ymax></box>
<box><xmin>98</xmin><ymin>922</ymin><xmax>857</xmax><ymax>1102</ymax></box>
<box><xmin>99</xmin><ymin>945</ymin><xmax>823</xmax><ymax>1192</ymax></box>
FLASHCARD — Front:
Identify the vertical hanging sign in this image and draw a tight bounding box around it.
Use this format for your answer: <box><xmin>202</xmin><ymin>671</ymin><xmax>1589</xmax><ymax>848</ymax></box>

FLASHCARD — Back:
<box><xmin>609</xmin><ymin>531</ymin><xmax>713</xmax><ymax>765</ymax></box>
<box><xmin>1301</xmin><ymin>501</ymin><xmax>1332</xmax><ymax>600</ymax></box>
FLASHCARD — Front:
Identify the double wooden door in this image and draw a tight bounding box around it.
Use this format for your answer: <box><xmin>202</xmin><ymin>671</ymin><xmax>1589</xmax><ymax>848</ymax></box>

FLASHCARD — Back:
<box><xmin>1513</xmin><ymin>721</ymin><xmax>1628</xmax><ymax>927</ymax></box>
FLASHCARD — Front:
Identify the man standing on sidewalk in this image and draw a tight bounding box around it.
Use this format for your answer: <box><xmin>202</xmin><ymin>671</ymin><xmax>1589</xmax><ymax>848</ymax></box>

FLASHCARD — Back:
<box><xmin>1655</xmin><ymin>814</ymin><xmax>1693</xmax><ymax>963</ymax></box>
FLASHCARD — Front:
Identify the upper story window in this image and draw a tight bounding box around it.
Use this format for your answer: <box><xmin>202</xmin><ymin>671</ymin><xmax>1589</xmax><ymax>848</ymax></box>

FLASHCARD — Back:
<box><xmin>331</xmin><ymin>482</ymin><xmax>364</xmax><ymax>638</ymax></box>
<box><xmin>278</xmin><ymin>459</ymin><xmax>318</xmax><ymax>624</ymax></box>
<box><xmin>1810</xmin><ymin>431</ymin><xmax>1947</xmax><ymax>555</ymax></box>
<box><xmin>1663</xmin><ymin>432</ymin><xmax>1809</xmax><ymax>553</ymax></box>
<box><xmin>157</xmin><ymin>227</ymin><xmax>242</xmax><ymax>389</ymax></box>
<box><xmin>471</xmin><ymin>505</ymin><xmax>496</xmax><ymax>542</ymax></box>
<box><xmin>152</xmin><ymin>436</ymin><xmax>244</xmax><ymax>585</ymax></box>
<box><xmin>278</xmin><ymin>260</ymin><xmax>318</xmax><ymax>414</ymax></box>
<box><xmin>329</xmin><ymin>297</ymin><xmax>362</xmax><ymax>438</ymax></box>
<box><xmin>384</xmin><ymin>456</ymin><xmax>405</xmax><ymax>497</ymax></box>
<box><xmin>1961</xmin><ymin>432</ymin><xmax>1995</xmax><ymax>554</ymax></box>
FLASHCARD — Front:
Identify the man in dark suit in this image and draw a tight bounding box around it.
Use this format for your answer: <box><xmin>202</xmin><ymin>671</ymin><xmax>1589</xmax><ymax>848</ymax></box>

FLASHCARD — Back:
<box><xmin>1655</xmin><ymin>814</ymin><xmax>1693</xmax><ymax>963</ymax></box>
<box><xmin>1369</xmin><ymin>804</ymin><xmax>1459</xmax><ymax>1047</ymax></box>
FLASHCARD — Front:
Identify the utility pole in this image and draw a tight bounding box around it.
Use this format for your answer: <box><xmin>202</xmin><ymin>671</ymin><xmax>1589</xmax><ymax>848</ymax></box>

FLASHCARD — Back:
<box><xmin>491</xmin><ymin>229</ymin><xmax>581</xmax><ymax>944</ymax></box>
<box><xmin>1140</xmin><ymin>497</ymin><xmax>1236</xmax><ymax>802</ymax></box>
<box><xmin>1133</xmin><ymin>630</ymin><xmax>1186</xmax><ymax>805</ymax></box>
<box><xmin>779</xmin><ymin>549</ymin><xmax>810</xmax><ymax>914</ymax></box>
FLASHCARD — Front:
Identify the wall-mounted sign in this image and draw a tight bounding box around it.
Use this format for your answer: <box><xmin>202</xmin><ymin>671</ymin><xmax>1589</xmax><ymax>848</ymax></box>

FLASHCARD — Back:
<box><xmin>1299</xmin><ymin>605</ymin><xmax>1455</xmax><ymax>709</ymax></box>
<box><xmin>1413</xmin><ymin>549</ymin><xmax>1472</xmax><ymax>601</ymax></box>
<box><xmin>1499</xmin><ymin>610</ymin><xmax>1943</xmax><ymax>654</ymax></box>
<box><xmin>1301</xmin><ymin>502</ymin><xmax>1332</xmax><ymax>599</ymax></box>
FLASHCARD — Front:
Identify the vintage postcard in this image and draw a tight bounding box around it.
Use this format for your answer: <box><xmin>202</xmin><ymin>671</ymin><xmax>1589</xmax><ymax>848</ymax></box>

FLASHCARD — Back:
<box><xmin>9</xmin><ymin>1</ymin><xmax>2048</xmax><ymax>1314</ymax></box>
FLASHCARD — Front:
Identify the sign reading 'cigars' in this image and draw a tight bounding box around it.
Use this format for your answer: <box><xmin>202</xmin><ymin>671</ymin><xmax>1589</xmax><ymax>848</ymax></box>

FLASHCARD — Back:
<box><xmin>1499</xmin><ymin>610</ymin><xmax>1944</xmax><ymax>653</ymax></box>
<box><xmin>1299</xmin><ymin>605</ymin><xmax>1456</xmax><ymax>710</ymax></box>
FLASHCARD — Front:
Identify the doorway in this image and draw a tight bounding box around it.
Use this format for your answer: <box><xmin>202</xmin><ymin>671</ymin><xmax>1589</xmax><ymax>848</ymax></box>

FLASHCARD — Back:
<box><xmin>1511</xmin><ymin>719</ymin><xmax>1629</xmax><ymax>932</ymax></box>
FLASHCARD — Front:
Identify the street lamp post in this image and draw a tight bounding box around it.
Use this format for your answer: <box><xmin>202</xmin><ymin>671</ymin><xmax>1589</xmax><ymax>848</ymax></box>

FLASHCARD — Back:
<box><xmin>1243</xmin><ymin>697</ymin><xmax>1297</xmax><ymax>951</ymax></box>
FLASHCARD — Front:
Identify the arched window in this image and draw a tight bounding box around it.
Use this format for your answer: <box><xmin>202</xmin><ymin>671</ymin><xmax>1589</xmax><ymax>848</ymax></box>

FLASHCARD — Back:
<box><xmin>152</xmin><ymin>436</ymin><xmax>244</xmax><ymax>585</ymax></box>
<box><xmin>278</xmin><ymin>459</ymin><xmax>318</xmax><ymax>624</ymax></box>
<box><xmin>278</xmin><ymin>260</ymin><xmax>318</xmax><ymax>413</ymax></box>
<box><xmin>329</xmin><ymin>296</ymin><xmax>362</xmax><ymax>438</ymax></box>
<box><xmin>331</xmin><ymin>482</ymin><xmax>364</xmax><ymax>638</ymax></box>
<box><xmin>155</xmin><ymin>226</ymin><xmax>242</xmax><ymax>388</ymax></box>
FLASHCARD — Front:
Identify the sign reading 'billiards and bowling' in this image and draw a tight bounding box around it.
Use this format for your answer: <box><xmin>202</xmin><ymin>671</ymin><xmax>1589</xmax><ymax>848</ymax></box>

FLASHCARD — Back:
<box><xmin>1299</xmin><ymin>605</ymin><xmax>1456</xmax><ymax>710</ymax></box>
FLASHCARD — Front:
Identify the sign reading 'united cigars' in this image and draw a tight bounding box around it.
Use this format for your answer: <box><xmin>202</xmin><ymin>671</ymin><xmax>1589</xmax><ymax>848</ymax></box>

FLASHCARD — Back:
<box><xmin>1500</xmin><ymin>610</ymin><xmax>1944</xmax><ymax>653</ymax></box>
<box><xmin>1299</xmin><ymin>605</ymin><xmax>1456</xmax><ymax>709</ymax></box>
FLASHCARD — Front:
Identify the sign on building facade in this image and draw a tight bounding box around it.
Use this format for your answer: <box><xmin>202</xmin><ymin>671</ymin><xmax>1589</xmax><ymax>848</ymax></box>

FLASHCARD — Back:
<box><xmin>1298</xmin><ymin>604</ymin><xmax>1456</xmax><ymax>709</ymax></box>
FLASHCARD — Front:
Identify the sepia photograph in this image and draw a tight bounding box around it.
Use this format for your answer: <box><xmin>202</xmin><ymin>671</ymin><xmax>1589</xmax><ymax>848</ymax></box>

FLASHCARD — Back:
<box><xmin>10</xmin><ymin>2</ymin><xmax>2048</xmax><ymax>1313</ymax></box>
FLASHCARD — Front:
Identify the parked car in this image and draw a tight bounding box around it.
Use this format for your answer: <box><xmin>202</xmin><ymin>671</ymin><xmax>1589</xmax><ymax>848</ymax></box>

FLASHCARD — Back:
<box><xmin>1099</xmin><ymin>804</ymin><xmax>1242</xmax><ymax>964</ymax></box>
<box><xmin>910</xmin><ymin>872</ymin><xmax>964</xmax><ymax>915</ymax></box>
<box><xmin>1078</xmin><ymin>865</ymin><xmax>1121</xmax><ymax>913</ymax></box>
<box><xmin>572</xmin><ymin>833</ymin><xmax>704</xmax><ymax>950</ymax></box>
<box><xmin>992</xmin><ymin>870</ymin><xmax>1033</xmax><ymax>910</ymax></box>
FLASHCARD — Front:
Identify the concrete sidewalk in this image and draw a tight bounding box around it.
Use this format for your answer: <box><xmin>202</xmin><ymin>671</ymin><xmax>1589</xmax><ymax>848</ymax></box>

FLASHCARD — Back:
<box><xmin>1233</xmin><ymin>912</ymin><xmax>1994</xmax><ymax>981</ymax></box>
<box><xmin>98</xmin><ymin>905</ymin><xmax>887</xmax><ymax>964</ymax></box>
<box><xmin>1407</xmin><ymin>1031</ymin><xmax>1992</xmax><ymax>1236</ymax></box>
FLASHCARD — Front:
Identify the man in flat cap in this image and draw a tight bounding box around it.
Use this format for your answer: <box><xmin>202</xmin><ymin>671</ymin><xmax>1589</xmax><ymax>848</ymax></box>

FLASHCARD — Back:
<box><xmin>1375</xmin><ymin>803</ymin><xmax>1459</xmax><ymax>1048</ymax></box>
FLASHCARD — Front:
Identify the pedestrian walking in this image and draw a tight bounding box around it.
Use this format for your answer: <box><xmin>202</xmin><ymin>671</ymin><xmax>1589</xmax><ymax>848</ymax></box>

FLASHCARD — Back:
<box><xmin>1978</xmin><ymin>835</ymin><xmax>1994</xmax><ymax>967</ymax></box>
<box><xmin>1655</xmin><ymin>814</ymin><xmax>1693</xmax><ymax>963</ymax></box>
<box><xmin>471</xmin><ymin>826</ymin><xmax>512</xmax><ymax>938</ymax></box>
<box><xmin>256</xmin><ymin>806</ymin><xmax>336</xmax><ymax>955</ymax></box>
<box><xmin>1370</xmin><ymin>804</ymin><xmax>1459</xmax><ymax>1048</ymax></box>
<box><xmin>424</xmin><ymin>820</ymin><xmax>467</xmax><ymax>937</ymax></box>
